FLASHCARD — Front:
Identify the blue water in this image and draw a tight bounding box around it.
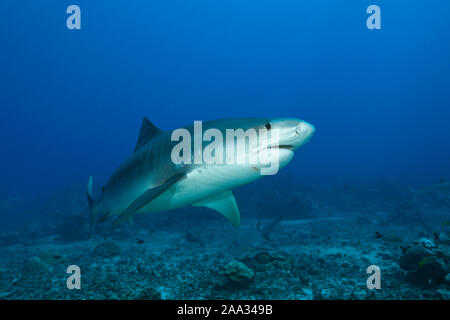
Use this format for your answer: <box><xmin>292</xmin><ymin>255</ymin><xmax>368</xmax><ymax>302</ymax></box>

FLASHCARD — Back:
<box><xmin>0</xmin><ymin>1</ymin><xmax>450</xmax><ymax>300</ymax></box>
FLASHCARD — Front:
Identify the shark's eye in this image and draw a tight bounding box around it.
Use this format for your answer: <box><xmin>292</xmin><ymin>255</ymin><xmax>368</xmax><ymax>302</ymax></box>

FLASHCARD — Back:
<box><xmin>265</xmin><ymin>123</ymin><xmax>271</xmax><ymax>130</ymax></box>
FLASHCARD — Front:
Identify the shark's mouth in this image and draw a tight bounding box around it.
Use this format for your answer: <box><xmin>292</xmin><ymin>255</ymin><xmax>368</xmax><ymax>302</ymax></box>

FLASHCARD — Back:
<box><xmin>269</xmin><ymin>145</ymin><xmax>293</xmax><ymax>150</ymax></box>
<box><xmin>253</xmin><ymin>144</ymin><xmax>293</xmax><ymax>154</ymax></box>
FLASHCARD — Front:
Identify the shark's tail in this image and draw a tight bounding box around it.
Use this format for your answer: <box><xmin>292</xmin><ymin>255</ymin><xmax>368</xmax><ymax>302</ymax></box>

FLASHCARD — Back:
<box><xmin>86</xmin><ymin>176</ymin><xmax>110</xmax><ymax>237</ymax></box>
<box><xmin>86</xmin><ymin>176</ymin><xmax>96</xmax><ymax>237</ymax></box>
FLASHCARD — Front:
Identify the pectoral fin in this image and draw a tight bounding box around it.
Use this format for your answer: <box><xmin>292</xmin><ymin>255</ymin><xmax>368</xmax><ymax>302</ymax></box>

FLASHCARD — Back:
<box><xmin>193</xmin><ymin>191</ymin><xmax>240</xmax><ymax>228</ymax></box>
<box><xmin>112</xmin><ymin>173</ymin><xmax>185</xmax><ymax>227</ymax></box>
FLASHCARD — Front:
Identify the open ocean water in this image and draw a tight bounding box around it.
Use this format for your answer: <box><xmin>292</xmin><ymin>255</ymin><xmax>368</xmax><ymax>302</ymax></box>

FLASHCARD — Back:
<box><xmin>0</xmin><ymin>1</ymin><xmax>450</xmax><ymax>301</ymax></box>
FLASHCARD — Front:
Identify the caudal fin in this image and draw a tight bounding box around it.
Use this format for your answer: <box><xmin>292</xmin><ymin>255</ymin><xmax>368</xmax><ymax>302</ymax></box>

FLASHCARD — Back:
<box><xmin>86</xmin><ymin>176</ymin><xmax>96</xmax><ymax>237</ymax></box>
<box><xmin>86</xmin><ymin>176</ymin><xmax>109</xmax><ymax>236</ymax></box>
<box><xmin>87</xmin><ymin>176</ymin><xmax>95</xmax><ymax>207</ymax></box>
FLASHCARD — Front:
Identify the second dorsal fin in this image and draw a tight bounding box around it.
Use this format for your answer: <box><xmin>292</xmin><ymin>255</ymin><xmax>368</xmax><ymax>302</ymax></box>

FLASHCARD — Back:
<box><xmin>134</xmin><ymin>117</ymin><xmax>163</xmax><ymax>152</ymax></box>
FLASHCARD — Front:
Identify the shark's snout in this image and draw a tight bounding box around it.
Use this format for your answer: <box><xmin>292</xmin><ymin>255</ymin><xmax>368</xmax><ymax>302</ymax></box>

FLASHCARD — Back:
<box><xmin>296</xmin><ymin>121</ymin><xmax>315</xmax><ymax>144</ymax></box>
<box><xmin>270</xmin><ymin>118</ymin><xmax>315</xmax><ymax>151</ymax></box>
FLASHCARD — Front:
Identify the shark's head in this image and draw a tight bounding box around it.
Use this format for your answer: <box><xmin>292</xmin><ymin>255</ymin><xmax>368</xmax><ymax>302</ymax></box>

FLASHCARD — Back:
<box><xmin>170</xmin><ymin>117</ymin><xmax>315</xmax><ymax>176</ymax></box>
<box><xmin>268</xmin><ymin>118</ymin><xmax>316</xmax><ymax>151</ymax></box>
<box><xmin>253</xmin><ymin>118</ymin><xmax>315</xmax><ymax>173</ymax></box>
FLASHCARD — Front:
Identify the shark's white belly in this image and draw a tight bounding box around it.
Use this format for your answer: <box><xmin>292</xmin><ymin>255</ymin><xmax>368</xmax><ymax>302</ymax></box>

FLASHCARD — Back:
<box><xmin>139</xmin><ymin>164</ymin><xmax>262</xmax><ymax>213</ymax></box>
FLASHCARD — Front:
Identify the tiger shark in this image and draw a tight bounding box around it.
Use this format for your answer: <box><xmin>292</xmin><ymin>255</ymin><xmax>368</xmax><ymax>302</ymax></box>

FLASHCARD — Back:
<box><xmin>87</xmin><ymin>117</ymin><xmax>315</xmax><ymax>231</ymax></box>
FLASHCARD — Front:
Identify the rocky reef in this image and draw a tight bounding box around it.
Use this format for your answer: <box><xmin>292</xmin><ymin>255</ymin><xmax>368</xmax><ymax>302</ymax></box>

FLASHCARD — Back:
<box><xmin>0</xmin><ymin>211</ymin><xmax>448</xmax><ymax>300</ymax></box>
<box><xmin>0</xmin><ymin>180</ymin><xmax>449</xmax><ymax>300</ymax></box>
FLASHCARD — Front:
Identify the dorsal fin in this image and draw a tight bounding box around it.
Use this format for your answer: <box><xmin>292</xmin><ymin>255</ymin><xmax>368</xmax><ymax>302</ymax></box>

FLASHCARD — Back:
<box><xmin>440</xmin><ymin>176</ymin><xmax>448</xmax><ymax>184</ymax></box>
<box><xmin>134</xmin><ymin>117</ymin><xmax>163</xmax><ymax>152</ymax></box>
